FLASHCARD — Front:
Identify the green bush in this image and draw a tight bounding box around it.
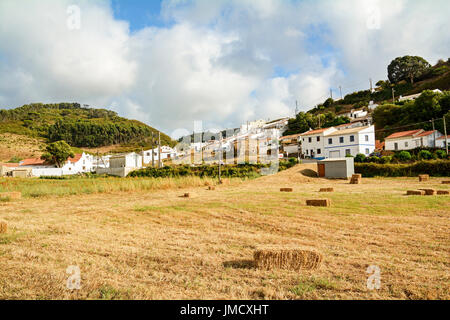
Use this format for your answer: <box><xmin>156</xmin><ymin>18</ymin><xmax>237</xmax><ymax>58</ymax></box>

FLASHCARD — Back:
<box><xmin>355</xmin><ymin>160</ymin><xmax>450</xmax><ymax>177</ymax></box>
<box><xmin>345</xmin><ymin>154</ymin><xmax>354</xmax><ymax>158</ymax></box>
<box><xmin>354</xmin><ymin>154</ymin><xmax>366</xmax><ymax>163</ymax></box>
<box><xmin>394</xmin><ymin>151</ymin><xmax>412</xmax><ymax>162</ymax></box>
<box><xmin>379</xmin><ymin>156</ymin><xmax>392</xmax><ymax>164</ymax></box>
<box><xmin>367</xmin><ymin>156</ymin><xmax>380</xmax><ymax>163</ymax></box>
<box><xmin>435</xmin><ymin>150</ymin><xmax>447</xmax><ymax>159</ymax></box>
<box><xmin>418</xmin><ymin>150</ymin><xmax>433</xmax><ymax>160</ymax></box>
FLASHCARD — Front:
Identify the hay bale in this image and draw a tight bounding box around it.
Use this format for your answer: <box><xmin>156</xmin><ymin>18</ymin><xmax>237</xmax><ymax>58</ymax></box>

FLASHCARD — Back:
<box><xmin>254</xmin><ymin>248</ymin><xmax>322</xmax><ymax>271</ymax></box>
<box><xmin>418</xmin><ymin>174</ymin><xmax>430</xmax><ymax>182</ymax></box>
<box><xmin>280</xmin><ymin>188</ymin><xmax>293</xmax><ymax>192</ymax></box>
<box><xmin>406</xmin><ymin>190</ymin><xmax>425</xmax><ymax>196</ymax></box>
<box><xmin>208</xmin><ymin>186</ymin><xmax>216</xmax><ymax>191</ymax></box>
<box><xmin>419</xmin><ymin>189</ymin><xmax>436</xmax><ymax>196</ymax></box>
<box><xmin>350</xmin><ymin>174</ymin><xmax>362</xmax><ymax>184</ymax></box>
<box><xmin>306</xmin><ymin>199</ymin><xmax>331</xmax><ymax>207</ymax></box>
<box><xmin>437</xmin><ymin>190</ymin><xmax>450</xmax><ymax>195</ymax></box>
<box><xmin>0</xmin><ymin>222</ymin><xmax>7</xmax><ymax>234</ymax></box>
<box><xmin>442</xmin><ymin>181</ymin><xmax>450</xmax><ymax>185</ymax></box>
<box><xmin>0</xmin><ymin>192</ymin><xmax>21</xmax><ymax>200</ymax></box>
<box><xmin>319</xmin><ymin>188</ymin><xmax>334</xmax><ymax>192</ymax></box>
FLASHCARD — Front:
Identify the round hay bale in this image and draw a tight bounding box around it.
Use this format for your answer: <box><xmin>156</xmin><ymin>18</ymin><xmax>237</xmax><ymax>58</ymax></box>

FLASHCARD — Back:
<box><xmin>254</xmin><ymin>248</ymin><xmax>322</xmax><ymax>271</ymax></box>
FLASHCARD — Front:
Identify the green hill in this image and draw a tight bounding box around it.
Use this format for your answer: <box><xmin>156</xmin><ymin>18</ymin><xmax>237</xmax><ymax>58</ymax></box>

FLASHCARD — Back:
<box><xmin>0</xmin><ymin>103</ymin><xmax>176</xmax><ymax>153</ymax></box>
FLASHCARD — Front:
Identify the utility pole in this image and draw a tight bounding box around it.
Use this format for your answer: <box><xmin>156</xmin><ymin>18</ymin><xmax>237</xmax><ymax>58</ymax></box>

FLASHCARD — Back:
<box><xmin>444</xmin><ymin>116</ymin><xmax>449</xmax><ymax>155</ymax></box>
<box><xmin>218</xmin><ymin>132</ymin><xmax>222</xmax><ymax>184</ymax></box>
<box><xmin>330</xmin><ymin>88</ymin><xmax>333</xmax><ymax>100</ymax></box>
<box><xmin>370</xmin><ymin>78</ymin><xmax>373</xmax><ymax>93</ymax></box>
<box><xmin>158</xmin><ymin>131</ymin><xmax>162</xmax><ymax>168</ymax></box>
<box><xmin>431</xmin><ymin>119</ymin><xmax>436</xmax><ymax>148</ymax></box>
<box><xmin>339</xmin><ymin>86</ymin><xmax>343</xmax><ymax>100</ymax></box>
<box><xmin>392</xmin><ymin>88</ymin><xmax>395</xmax><ymax>103</ymax></box>
<box><xmin>151</xmin><ymin>132</ymin><xmax>155</xmax><ymax>167</ymax></box>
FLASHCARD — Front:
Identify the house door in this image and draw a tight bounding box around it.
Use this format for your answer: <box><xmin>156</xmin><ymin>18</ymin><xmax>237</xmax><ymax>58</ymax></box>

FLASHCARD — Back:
<box><xmin>318</xmin><ymin>164</ymin><xmax>325</xmax><ymax>177</ymax></box>
<box><xmin>329</xmin><ymin>150</ymin><xmax>340</xmax><ymax>158</ymax></box>
<box><xmin>394</xmin><ymin>143</ymin><xmax>398</xmax><ymax>151</ymax></box>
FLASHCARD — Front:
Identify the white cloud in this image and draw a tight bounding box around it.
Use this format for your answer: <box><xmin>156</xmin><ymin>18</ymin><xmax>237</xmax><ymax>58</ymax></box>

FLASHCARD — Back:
<box><xmin>0</xmin><ymin>0</ymin><xmax>449</xmax><ymax>137</ymax></box>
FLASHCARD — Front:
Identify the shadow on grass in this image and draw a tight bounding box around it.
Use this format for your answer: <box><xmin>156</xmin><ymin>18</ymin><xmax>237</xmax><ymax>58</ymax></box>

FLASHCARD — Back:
<box><xmin>223</xmin><ymin>259</ymin><xmax>255</xmax><ymax>269</ymax></box>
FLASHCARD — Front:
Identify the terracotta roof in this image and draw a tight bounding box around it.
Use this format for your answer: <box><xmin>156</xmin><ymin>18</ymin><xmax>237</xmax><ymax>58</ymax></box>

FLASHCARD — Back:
<box><xmin>436</xmin><ymin>136</ymin><xmax>449</xmax><ymax>140</ymax></box>
<box><xmin>385</xmin><ymin>130</ymin><xmax>423</xmax><ymax>140</ymax></box>
<box><xmin>67</xmin><ymin>154</ymin><xmax>83</xmax><ymax>163</ymax></box>
<box><xmin>300</xmin><ymin>128</ymin><xmax>329</xmax><ymax>136</ymax></box>
<box><xmin>375</xmin><ymin>140</ymin><xmax>385</xmax><ymax>150</ymax></box>
<box><xmin>20</xmin><ymin>158</ymin><xmax>47</xmax><ymax>166</ymax></box>
<box><xmin>0</xmin><ymin>163</ymin><xmax>19</xmax><ymax>168</ymax></box>
<box><xmin>280</xmin><ymin>133</ymin><xmax>302</xmax><ymax>140</ymax></box>
<box><xmin>417</xmin><ymin>131</ymin><xmax>435</xmax><ymax>137</ymax></box>
<box><xmin>326</xmin><ymin>126</ymin><xmax>371</xmax><ymax>136</ymax></box>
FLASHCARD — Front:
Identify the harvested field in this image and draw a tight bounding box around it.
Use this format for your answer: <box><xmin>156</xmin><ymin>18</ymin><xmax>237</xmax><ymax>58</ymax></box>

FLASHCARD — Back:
<box><xmin>0</xmin><ymin>164</ymin><xmax>449</xmax><ymax>300</ymax></box>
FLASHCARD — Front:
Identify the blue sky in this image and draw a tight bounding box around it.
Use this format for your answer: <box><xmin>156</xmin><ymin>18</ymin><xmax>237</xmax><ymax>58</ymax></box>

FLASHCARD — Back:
<box><xmin>112</xmin><ymin>0</ymin><xmax>165</xmax><ymax>31</ymax></box>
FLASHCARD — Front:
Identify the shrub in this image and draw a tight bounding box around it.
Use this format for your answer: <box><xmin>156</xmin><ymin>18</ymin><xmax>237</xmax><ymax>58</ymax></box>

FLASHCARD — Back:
<box><xmin>418</xmin><ymin>150</ymin><xmax>433</xmax><ymax>160</ymax></box>
<box><xmin>345</xmin><ymin>154</ymin><xmax>354</xmax><ymax>158</ymax></box>
<box><xmin>355</xmin><ymin>160</ymin><xmax>450</xmax><ymax>177</ymax></box>
<box><xmin>354</xmin><ymin>153</ymin><xmax>366</xmax><ymax>163</ymax></box>
<box><xmin>394</xmin><ymin>151</ymin><xmax>412</xmax><ymax>162</ymax></box>
<box><xmin>379</xmin><ymin>156</ymin><xmax>392</xmax><ymax>164</ymax></box>
<box><xmin>435</xmin><ymin>150</ymin><xmax>447</xmax><ymax>159</ymax></box>
<box><xmin>367</xmin><ymin>156</ymin><xmax>380</xmax><ymax>163</ymax></box>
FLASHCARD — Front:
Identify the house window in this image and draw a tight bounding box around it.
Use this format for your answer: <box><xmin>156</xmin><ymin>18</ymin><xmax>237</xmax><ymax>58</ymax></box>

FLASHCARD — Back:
<box><xmin>394</xmin><ymin>143</ymin><xmax>398</xmax><ymax>151</ymax></box>
<box><xmin>317</xmin><ymin>136</ymin><xmax>320</xmax><ymax>142</ymax></box>
<box><xmin>308</xmin><ymin>137</ymin><xmax>312</xmax><ymax>143</ymax></box>
<box><xmin>328</xmin><ymin>138</ymin><xmax>333</xmax><ymax>145</ymax></box>
<box><xmin>83</xmin><ymin>166</ymin><xmax>86</xmax><ymax>170</ymax></box>
<box><xmin>345</xmin><ymin>149</ymin><xmax>351</xmax><ymax>156</ymax></box>
<box><xmin>350</xmin><ymin>135</ymin><xmax>355</xmax><ymax>142</ymax></box>
<box><xmin>339</xmin><ymin>137</ymin><xmax>344</xmax><ymax>143</ymax></box>
<box><xmin>306</xmin><ymin>150</ymin><xmax>309</xmax><ymax>155</ymax></box>
<box><xmin>365</xmin><ymin>135</ymin><xmax>369</xmax><ymax>142</ymax></box>
<box><xmin>405</xmin><ymin>142</ymin><xmax>409</xmax><ymax>147</ymax></box>
<box><xmin>317</xmin><ymin>149</ymin><xmax>321</xmax><ymax>154</ymax></box>
<box><xmin>365</xmin><ymin>148</ymin><xmax>370</xmax><ymax>155</ymax></box>
<box><xmin>147</xmin><ymin>152</ymin><xmax>150</xmax><ymax>156</ymax></box>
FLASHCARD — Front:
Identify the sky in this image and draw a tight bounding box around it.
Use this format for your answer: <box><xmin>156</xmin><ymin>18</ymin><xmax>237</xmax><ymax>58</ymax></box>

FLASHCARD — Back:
<box><xmin>0</xmin><ymin>0</ymin><xmax>449</xmax><ymax>138</ymax></box>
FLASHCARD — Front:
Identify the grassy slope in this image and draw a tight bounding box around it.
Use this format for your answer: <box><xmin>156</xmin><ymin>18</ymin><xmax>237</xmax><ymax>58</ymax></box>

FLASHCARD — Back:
<box><xmin>0</xmin><ymin>104</ymin><xmax>176</xmax><ymax>156</ymax></box>
<box><xmin>0</xmin><ymin>165</ymin><xmax>448</xmax><ymax>299</ymax></box>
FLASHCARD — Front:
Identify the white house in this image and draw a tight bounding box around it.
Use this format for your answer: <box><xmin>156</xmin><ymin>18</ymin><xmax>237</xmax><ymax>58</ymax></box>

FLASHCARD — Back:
<box><xmin>324</xmin><ymin>126</ymin><xmax>376</xmax><ymax>158</ymax></box>
<box><xmin>399</xmin><ymin>89</ymin><xmax>442</xmax><ymax>102</ymax></box>
<box><xmin>436</xmin><ymin>136</ymin><xmax>450</xmax><ymax>149</ymax></box>
<box><xmin>96</xmin><ymin>152</ymin><xmax>143</xmax><ymax>177</ymax></box>
<box><xmin>385</xmin><ymin>129</ymin><xmax>443</xmax><ymax>151</ymax></box>
<box><xmin>18</xmin><ymin>153</ymin><xmax>94</xmax><ymax>177</ymax></box>
<box><xmin>142</xmin><ymin>146</ymin><xmax>177</xmax><ymax>164</ymax></box>
<box><xmin>300</xmin><ymin>125</ymin><xmax>375</xmax><ymax>159</ymax></box>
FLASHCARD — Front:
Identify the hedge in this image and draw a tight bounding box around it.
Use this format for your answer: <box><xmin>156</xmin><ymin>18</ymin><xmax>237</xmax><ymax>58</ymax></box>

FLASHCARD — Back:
<box><xmin>355</xmin><ymin>160</ymin><xmax>450</xmax><ymax>177</ymax></box>
<box><xmin>128</xmin><ymin>159</ymin><xmax>299</xmax><ymax>179</ymax></box>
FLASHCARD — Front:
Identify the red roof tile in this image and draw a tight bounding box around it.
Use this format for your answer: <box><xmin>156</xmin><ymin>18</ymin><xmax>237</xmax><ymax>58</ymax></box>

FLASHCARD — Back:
<box><xmin>0</xmin><ymin>163</ymin><xmax>19</xmax><ymax>168</ymax></box>
<box><xmin>417</xmin><ymin>131</ymin><xmax>435</xmax><ymax>137</ymax></box>
<box><xmin>19</xmin><ymin>158</ymin><xmax>47</xmax><ymax>166</ymax></box>
<box><xmin>375</xmin><ymin>140</ymin><xmax>385</xmax><ymax>150</ymax></box>
<box><xmin>385</xmin><ymin>130</ymin><xmax>423</xmax><ymax>140</ymax></box>
<box><xmin>67</xmin><ymin>154</ymin><xmax>83</xmax><ymax>163</ymax></box>
<box><xmin>301</xmin><ymin>128</ymin><xmax>329</xmax><ymax>136</ymax></box>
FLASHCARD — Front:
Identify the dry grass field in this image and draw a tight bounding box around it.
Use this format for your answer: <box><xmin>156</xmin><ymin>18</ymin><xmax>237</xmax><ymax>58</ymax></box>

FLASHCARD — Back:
<box><xmin>0</xmin><ymin>133</ymin><xmax>45</xmax><ymax>162</ymax></box>
<box><xmin>0</xmin><ymin>164</ymin><xmax>449</xmax><ymax>300</ymax></box>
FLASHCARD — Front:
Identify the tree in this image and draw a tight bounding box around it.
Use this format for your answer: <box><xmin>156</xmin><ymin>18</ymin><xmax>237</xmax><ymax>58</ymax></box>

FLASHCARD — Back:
<box><xmin>388</xmin><ymin>56</ymin><xmax>431</xmax><ymax>84</ymax></box>
<box><xmin>41</xmin><ymin>141</ymin><xmax>75</xmax><ymax>168</ymax></box>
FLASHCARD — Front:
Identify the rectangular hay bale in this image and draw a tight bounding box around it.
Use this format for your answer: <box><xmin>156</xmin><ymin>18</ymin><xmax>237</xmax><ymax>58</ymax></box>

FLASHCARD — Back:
<box><xmin>306</xmin><ymin>199</ymin><xmax>331</xmax><ymax>207</ymax></box>
<box><xmin>419</xmin><ymin>189</ymin><xmax>436</xmax><ymax>196</ymax></box>
<box><xmin>0</xmin><ymin>192</ymin><xmax>21</xmax><ymax>200</ymax></box>
<box><xmin>280</xmin><ymin>188</ymin><xmax>293</xmax><ymax>192</ymax></box>
<box><xmin>406</xmin><ymin>190</ymin><xmax>425</xmax><ymax>196</ymax></box>
<box><xmin>0</xmin><ymin>222</ymin><xmax>7</xmax><ymax>234</ymax></box>
<box><xmin>319</xmin><ymin>188</ymin><xmax>334</xmax><ymax>192</ymax></box>
<box><xmin>254</xmin><ymin>248</ymin><xmax>322</xmax><ymax>271</ymax></box>
<box><xmin>419</xmin><ymin>174</ymin><xmax>430</xmax><ymax>182</ymax></box>
<box><xmin>442</xmin><ymin>181</ymin><xmax>450</xmax><ymax>184</ymax></box>
<box><xmin>437</xmin><ymin>190</ymin><xmax>450</xmax><ymax>195</ymax></box>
